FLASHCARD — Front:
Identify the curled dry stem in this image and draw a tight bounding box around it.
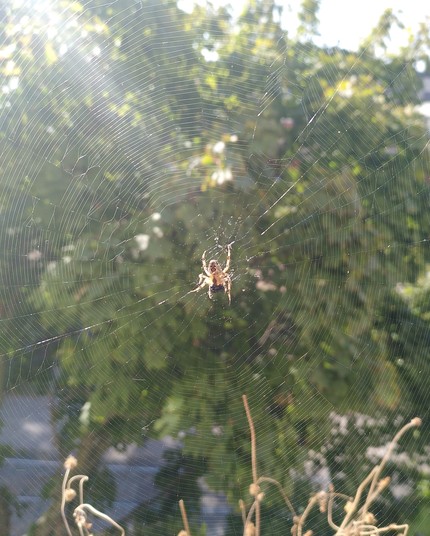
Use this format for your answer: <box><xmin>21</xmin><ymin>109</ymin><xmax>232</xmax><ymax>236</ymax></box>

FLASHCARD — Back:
<box><xmin>66</xmin><ymin>475</ymin><xmax>89</xmax><ymax>504</ymax></box>
<box><xmin>257</xmin><ymin>476</ymin><xmax>296</xmax><ymax>516</ymax></box>
<box><xmin>60</xmin><ymin>456</ymin><xmax>125</xmax><ymax>536</ymax></box>
<box><xmin>241</xmin><ymin>475</ymin><xmax>296</xmax><ymax>536</ymax></box>
<box><xmin>74</xmin><ymin>503</ymin><xmax>125</xmax><ymax>536</ymax></box>
<box><xmin>327</xmin><ymin>490</ymin><xmax>352</xmax><ymax>531</ymax></box>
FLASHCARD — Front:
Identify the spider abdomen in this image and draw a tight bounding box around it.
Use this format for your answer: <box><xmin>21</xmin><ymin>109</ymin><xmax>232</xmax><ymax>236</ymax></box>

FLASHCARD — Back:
<box><xmin>210</xmin><ymin>284</ymin><xmax>225</xmax><ymax>293</ymax></box>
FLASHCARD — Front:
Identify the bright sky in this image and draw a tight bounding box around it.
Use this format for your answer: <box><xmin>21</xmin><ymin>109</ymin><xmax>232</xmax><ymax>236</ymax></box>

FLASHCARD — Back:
<box><xmin>298</xmin><ymin>0</ymin><xmax>430</xmax><ymax>52</ymax></box>
<box><xmin>180</xmin><ymin>0</ymin><xmax>430</xmax><ymax>53</ymax></box>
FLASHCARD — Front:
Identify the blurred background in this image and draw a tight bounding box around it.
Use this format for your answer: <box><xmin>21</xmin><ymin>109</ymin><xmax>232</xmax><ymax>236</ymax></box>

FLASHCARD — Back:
<box><xmin>0</xmin><ymin>0</ymin><xmax>430</xmax><ymax>534</ymax></box>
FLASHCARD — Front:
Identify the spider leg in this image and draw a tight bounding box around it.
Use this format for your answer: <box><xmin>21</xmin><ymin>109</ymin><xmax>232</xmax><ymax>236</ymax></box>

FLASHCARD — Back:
<box><xmin>190</xmin><ymin>273</ymin><xmax>206</xmax><ymax>293</ymax></box>
<box><xmin>223</xmin><ymin>244</ymin><xmax>232</xmax><ymax>273</ymax></box>
<box><xmin>202</xmin><ymin>250</ymin><xmax>211</xmax><ymax>276</ymax></box>
<box><xmin>225</xmin><ymin>275</ymin><xmax>231</xmax><ymax>305</ymax></box>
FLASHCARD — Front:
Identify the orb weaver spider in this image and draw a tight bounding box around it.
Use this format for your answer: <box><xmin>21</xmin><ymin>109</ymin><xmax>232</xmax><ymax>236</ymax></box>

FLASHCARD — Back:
<box><xmin>191</xmin><ymin>244</ymin><xmax>232</xmax><ymax>304</ymax></box>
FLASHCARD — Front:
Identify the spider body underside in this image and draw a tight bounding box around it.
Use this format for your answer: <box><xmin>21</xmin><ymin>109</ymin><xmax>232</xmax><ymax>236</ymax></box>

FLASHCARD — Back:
<box><xmin>191</xmin><ymin>245</ymin><xmax>232</xmax><ymax>304</ymax></box>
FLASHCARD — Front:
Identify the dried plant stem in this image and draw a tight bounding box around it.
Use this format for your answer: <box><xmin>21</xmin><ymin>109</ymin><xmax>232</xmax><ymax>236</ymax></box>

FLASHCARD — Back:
<box><xmin>243</xmin><ymin>498</ymin><xmax>258</xmax><ymax>535</ymax></box>
<box><xmin>327</xmin><ymin>490</ymin><xmax>338</xmax><ymax>531</ymax></box>
<box><xmin>345</xmin><ymin>520</ymin><xmax>409</xmax><ymax>536</ymax></box>
<box><xmin>297</xmin><ymin>492</ymin><xmax>320</xmax><ymax>536</ymax></box>
<box><xmin>241</xmin><ymin>475</ymin><xmax>297</xmax><ymax>534</ymax></box>
<box><xmin>337</xmin><ymin>467</ymin><xmax>378</xmax><ymax>531</ymax></box>
<box><xmin>327</xmin><ymin>491</ymin><xmax>351</xmax><ymax>531</ymax></box>
<box><xmin>257</xmin><ymin>476</ymin><xmax>296</xmax><ymax>516</ymax></box>
<box><xmin>179</xmin><ymin>499</ymin><xmax>191</xmax><ymax>535</ymax></box>
<box><xmin>78</xmin><ymin>476</ymin><xmax>88</xmax><ymax>505</ymax></box>
<box><xmin>66</xmin><ymin>475</ymin><xmax>89</xmax><ymax>503</ymax></box>
<box><xmin>361</xmin><ymin>418</ymin><xmax>421</xmax><ymax>517</ymax></box>
<box><xmin>338</xmin><ymin>417</ymin><xmax>421</xmax><ymax>534</ymax></box>
<box><xmin>376</xmin><ymin>523</ymin><xmax>408</xmax><ymax>535</ymax></box>
<box><xmin>237</xmin><ymin>402</ymin><xmax>418</xmax><ymax>536</ymax></box>
<box><xmin>61</xmin><ymin>467</ymin><xmax>73</xmax><ymax>536</ymax></box>
<box><xmin>60</xmin><ymin>456</ymin><xmax>125</xmax><ymax>536</ymax></box>
<box><xmin>239</xmin><ymin>499</ymin><xmax>247</xmax><ymax>526</ymax></box>
<box><xmin>242</xmin><ymin>394</ymin><xmax>261</xmax><ymax>536</ymax></box>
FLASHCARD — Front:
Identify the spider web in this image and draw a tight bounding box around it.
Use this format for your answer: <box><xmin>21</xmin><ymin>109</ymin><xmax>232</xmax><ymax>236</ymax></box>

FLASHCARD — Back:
<box><xmin>0</xmin><ymin>0</ymin><xmax>430</xmax><ymax>535</ymax></box>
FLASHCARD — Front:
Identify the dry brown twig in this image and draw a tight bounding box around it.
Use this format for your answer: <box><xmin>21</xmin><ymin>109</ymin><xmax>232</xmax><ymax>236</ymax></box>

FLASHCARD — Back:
<box><xmin>240</xmin><ymin>395</ymin><xmax>421</xmax><ymax>536</ymax></box>
<box><xmin>178</xmin><ymin>499</ymin><xmax>192</xmax><ymax>536</ymax></box>
<box><xmin>242</xmin><ymin>394</ymin><xmax>261</xmax><ymax>536</ymax></box>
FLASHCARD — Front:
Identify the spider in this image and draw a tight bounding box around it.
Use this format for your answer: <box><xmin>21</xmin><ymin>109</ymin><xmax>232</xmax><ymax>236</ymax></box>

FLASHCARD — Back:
<box><xmin>191</xmin><ymin>245</ymin><xmax>232</xmax><ymax>304</ymax></box>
